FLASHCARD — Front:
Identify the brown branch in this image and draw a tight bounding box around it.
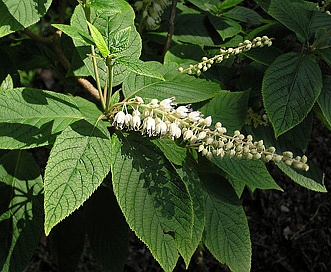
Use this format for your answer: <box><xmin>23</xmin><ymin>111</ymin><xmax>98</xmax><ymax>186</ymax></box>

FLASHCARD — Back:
<box><xmin>163</xmin><ymin>0</ymin><xmax>178</xmax><ymax>57</ymax></box>
<box><xmin>22</xmin><ymin>28</ymin><xmax>100</xmax><ymax>100</ymax></box>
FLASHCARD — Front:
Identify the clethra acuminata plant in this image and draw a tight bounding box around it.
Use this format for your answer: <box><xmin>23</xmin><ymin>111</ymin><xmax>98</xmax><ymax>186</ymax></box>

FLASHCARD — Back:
<box><xmin>110</xmin><ymin>96</ymin><xmax>310</xmax><ymax>171</ymax></box>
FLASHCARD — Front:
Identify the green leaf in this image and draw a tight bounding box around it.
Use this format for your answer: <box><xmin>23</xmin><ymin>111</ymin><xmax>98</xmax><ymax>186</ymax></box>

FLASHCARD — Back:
<box><xmin>223</xmin><ymin>6</ymin><xmax>262</xmax><ymax>25</ymax></box>
<box><xmin>0</xmin><ymin>150</ymin><xmax>43</xmax><ymax>272</ymax></box>
<box><xmin>317</xmin><ymin>76</ymin><xmax>331</xmax><ymax>128</ymax></box>
<box><xmin>218</xmin><ymin>0</ymin><xmax>243</xmax><ymax>10</ymax></box>
<box><xmin>262</xmin><ymin>52</ymin><xmax>322</xmax><ymax>137</ymax></box>
<box><xmin>199</xmin><ymin>90</ymin><xmax>249</xmax><ymax>134</ymax></box>
<box><xmin>0</xmin><ymin>88</ymin><xmax>83</xmax><ymax>149</ymax></box>
<box><xmin>85</xmin><ymin>186</ymin><xmax>128</xmax><ymax>272</ymax></box>
<box><xmin>0</xmin><ymin>74</ymin><xmax>13</xmax><ymax>92</ymax></box>
<box><xmin>44</xmin><ymin>119</ymin><xmax>111</xmax><ymax>235</ymax></box>
<box><xmin>110</xmin><ymin>27</ymin><xmax>131</xmax><ymax>54</ymax></box>
<box><xmin>86</xmin><ymin>0</ymin><xmax>119</xmax><ymax>12</ymax></box>
<box><xmin>123</xmin><ymin>62</ymin><xmax>221</xmax><ymax>104</ymax></box>
<box><xmin>202</xmin><ymin>173</ymin><xmax>251</xmax><ymax>272</ymax></box>
<box><xmin>116</xmin><ymin>57</ymin><xmax>164</xmax><ymax>80</ymax></box>
<box><xmin>70</xmin><ymin>1</ymin><xmax>142</xmax><ymax>87</ymax></box>
<box><xmin>52</xmin><ymin>24</ymin><xmax>94</xmax><ymax>45</ymax></box>
<box><xmin>173</xmin><ymin>157</ymin><xmax>205</xmax><ymax>268</ymax></box>
<box><xmin>164</xmin><ymin>44</ymin><xmax>205</xmax><ymax>67</ymax></box>
<box><xmin>277</xmin><ymin>161</ymin><xmax>326</xmax><ymax>192</ymax></box>
<box><xmin>243</xmin><ymin>46</ymin><xmax>283</xmax><ymax>66</ymax></box>
<box><xmin>110</xmin><ymin>133</ymin><xmax>193</xmax><ymax>272</ymax></box>
<box><xmin>86</xmin><ymin>21</ymin><xmax>110</xmax><ymax>58</ymax></box>
<box><xmin>70</xmin><ymin>96</ymin><xmax>103</xmax><ymax>123</ymax></box>
<box><xmin>109</xmin><ymin>89</ymin><xmax>120</xmax><ymax>107</ymax></box>
<box><xmin>0</xmin><ymin>0</ymin><xmax>52</xmax><ymax>37</ymax></box>
<box><xmin>49</xmin><ymin>211</ymin><xmax>85</xmax><ymax>272</ymax></box>
<box><xmin>211</xmin><ymin>156</ymin><xmax>282</xmax><ymax>192</ymax></box>
<box><xmin>173</xmin><ymin>13</ymin><xmax>222</xmax><ymax>46</ymax></box>
<box><xmin>152</xmin><ymin>138</ymin><xmax>187</xmax><ymax>166</ymax></box>
<box><xmin>208</xmin><ymin>15</ymin><xmax>242</xmax><ymax>41</ymax></box>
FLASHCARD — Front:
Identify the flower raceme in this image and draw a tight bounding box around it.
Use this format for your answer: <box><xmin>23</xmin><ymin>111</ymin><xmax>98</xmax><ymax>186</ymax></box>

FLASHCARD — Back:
<box><xmin>178</xmin><ymin>36</ymin><xmax>273</xmax><ymax>76</ymax></box>
<box><xmin>110</xmin><ymin>97</ymin><xmax>309</xmax><ymax>171</ymax></box>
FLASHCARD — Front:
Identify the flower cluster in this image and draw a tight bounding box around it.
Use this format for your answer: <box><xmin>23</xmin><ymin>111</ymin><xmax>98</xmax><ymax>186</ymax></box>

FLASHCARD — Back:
<box><xmin>133</xmin><ymin>0</ymin><xmax>171</xmax><ymax>30</ymax></box>
<box><xmin>178</xmin><ymin>36</ymin><xmax>273</xmax><ymax>75</ymax></box>
<box><xmin>245</xmin><ymin>107</ymin><xmax>269</xmax><ymax>128</ymax></box>
<box><xmin>110</xmin><ymin>97</ymin><xmax>309</xmax><ymax>171</ymax></box>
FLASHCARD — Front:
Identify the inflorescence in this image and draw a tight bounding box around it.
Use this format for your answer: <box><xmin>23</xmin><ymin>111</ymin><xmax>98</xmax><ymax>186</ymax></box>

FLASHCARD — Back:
<box><xmin>133</xmin><ymin>0</ymin><xmax>171</xmax><ymax>30</ymax></box>
<box><xmin>110</xmin><ymin>96</ymin><xmax>309</xmax><ymax>171</ymax></box>
<box><xmin>178</xmin><ymin>36</ymin><xmax>273</xmax><ymax>76</ymax></box>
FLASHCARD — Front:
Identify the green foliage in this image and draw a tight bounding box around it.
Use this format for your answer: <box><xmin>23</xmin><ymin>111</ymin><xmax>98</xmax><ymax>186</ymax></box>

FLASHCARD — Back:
<box><xmin>0</xmin><ymin>0</ymin><xmax>330</xmax><ymax>271</ymax></box>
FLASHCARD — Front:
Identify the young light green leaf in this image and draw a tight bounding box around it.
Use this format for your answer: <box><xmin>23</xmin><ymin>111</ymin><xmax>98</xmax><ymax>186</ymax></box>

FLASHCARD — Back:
<box><xmin>44</xmin><ymin>119</ymin><xmax>111</xmax><ymax>235</ymax></box>
<box><xmin>116</xmin><ymin>57</ymin><xmax>164</xmax><ymax>80</ymax></box>
<box><xmin>0</xmin><ymin>0</ymin><xmax>52</xmax><ymax>37</ymax></box>
<box><xmin>52</xmin><ymin>24</ymin><xmax>94</xmax><ymax>45</ymax></box>
<box><xmin>123</xmin><ymin>62</ymin><xmax>221</xmax><ymax>104</ymax></box>
<box><xmin>218</xmin><ymin>0</ymin><xmax>243</xmax><ymax>10</ymax></box>
<box><xmin>111</xmin><ymin>133</ymin><xmax>194</xmax><ymax>272</ymax></box>
<box><xmin>0</xmin><ymin>88</ymin><xmax>83</xmax><ymax>149</ymax></box>
<box><xmin>86</xmin><ymin>21</ymin><xmax>110</xmax><ymax>58</ymax></box>
<box><xmin>202</xmin><ymin>174</ymin><xmax>251</xmax><ymax>272</ymax></box>
<box><xmin>110</xmin><ymin>27</ymin><xmax>131</xmax><ymax>54</ymax></box>
<box><xmin>317</xmin><ymin>76</ymin><xmax>331</xmax><ymax>128</ymax></box>
<box><xmin>85</xmin><ymin>186</ymin><xmax>128</xmax><ymax>272</ymax></box>
<box><xmin>0</xmin><ymin>150</ymin><xmax>43</xmax><ymax>272</ymax></box>
<box><xmin>262</xmin><ymin>52</ymin><xmax>322</xmax><ymax>137</ymax></box>
<box><xmin>0</xmin><ymin>74</ymin><xmax>13</xmax><ymax>92</ymax></box>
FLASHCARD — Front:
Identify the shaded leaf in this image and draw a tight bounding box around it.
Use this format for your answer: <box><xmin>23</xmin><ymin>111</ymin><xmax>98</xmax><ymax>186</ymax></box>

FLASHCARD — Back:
<box><xmin>152</xmin><ymin>138</ymin><xmax>187</xmax><ymax>166</ymax></box>
<box><xmin>202</xmin><ymin>173</ymin><xmax>251</xmax><ymax>272</ymax></box>
<box><xmin>0</xmin><ymin>150</ymin><xmax>43</xmax><ymax>272</ymax></box>
<box><xmin>317</xmin><ymin>76</ymin><xmax>331</xmax><ymax>128</ymax></box>
<box><xmin>85</xmin><ymin>186</ymin><xmax>128</xmax><ymax>272</ymax></box>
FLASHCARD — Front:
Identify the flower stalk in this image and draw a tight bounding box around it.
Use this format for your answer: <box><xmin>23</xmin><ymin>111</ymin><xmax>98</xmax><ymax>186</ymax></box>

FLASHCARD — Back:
<box><xmin>110</xmin><ymin>97</ymin><xmax>309</xmax><ymax>171</ymax></box>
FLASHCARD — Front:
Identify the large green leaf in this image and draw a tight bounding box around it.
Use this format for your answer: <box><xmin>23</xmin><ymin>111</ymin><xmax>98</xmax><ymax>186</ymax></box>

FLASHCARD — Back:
<box><xmin>211</xmin><ymin>156</ymin><xmax>282</xmax><ymax>192</ymax></box>
<box><xmin>0</xmin><ymin>88</ymin><xmax>83</xmax><ymax>149</ymax></box>
<box><xmin>202</xmin><ymin>174</ymin><xmax>251</xmax><ymax>272</ymax></box>
<box><xmin>85</xmin><ymin>186</ymin><xmax>128</xmax><ymax>272</ymax></box>
<box><xmin>199</xmin><ymin>90</ymin><xmax>249</xmax><ymax>134</ymax></box>
<box><xmin>70</xmin><ymin>0</ymin><xmax>141</xmax><ymax>87</ymax></box>
<box><xmin>44</xmin><ymin>119</ymin><xmax>111</xmax><ymax>235</ymax></box>
<box><xmin>123</xmin><ymin>62</ymin><xmax>221</xmax><ymax>104</ymax></box>
<box><xmin>262</xmin><ymin>52</ymin><xmax>322</xmax><ymax>137</ymax></box>
<box><xmin>0</xmin><ymin>150</ymin><xmax>43</xmax><ymax>272</ymax></box>
<box><xmin>110</xmin><ymin>133</ymin><xmax>193</xmax><ymax>272</ymax></box>
<box><xmin>317</xmin><ymin>76</ymin><xmax>331</xmax><ymax>128</ymax></box>
<box><xmin>0</xmin><ymin>0</ymin><xmax>52</xmax><ymax>37</ymax></box>
<box><xmin>173</xmin><ymin>157</ymin><xmax>205</xmax><ymax>268</ymax></box>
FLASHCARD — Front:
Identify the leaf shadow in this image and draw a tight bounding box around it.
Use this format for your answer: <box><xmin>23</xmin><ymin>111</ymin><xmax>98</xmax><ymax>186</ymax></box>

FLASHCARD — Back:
<box><xmin>118</xmin><ymin>132</ymin><xmax>177</xmax><ymax>221</ymax></box>
<box><xmin>0</xmin><ymin>120</ymin><xmax>59</xmax><ymax>148</ymax></box>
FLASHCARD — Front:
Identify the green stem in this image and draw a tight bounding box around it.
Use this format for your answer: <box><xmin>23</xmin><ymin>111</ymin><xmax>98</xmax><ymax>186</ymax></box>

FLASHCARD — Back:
<box><xmin>84</xmin><ymin>2</ymin><xmax>106</xmax><ymax>111</ymax></box>
<box><xmin>105</xmin><ymin>57</ymin><xmax>114</xmax><ymax>113</ymax></box>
